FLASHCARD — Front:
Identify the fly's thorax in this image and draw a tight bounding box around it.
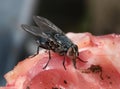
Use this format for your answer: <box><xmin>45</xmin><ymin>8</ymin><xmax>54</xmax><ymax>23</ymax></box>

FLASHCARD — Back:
<box><xmin>67</xmin><ymin>44</ymin><xmax>79</xmax><ymax>59</ymax></box>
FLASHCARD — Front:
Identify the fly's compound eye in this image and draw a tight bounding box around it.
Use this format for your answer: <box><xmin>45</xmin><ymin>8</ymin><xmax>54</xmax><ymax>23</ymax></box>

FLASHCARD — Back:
<box><xmin>74</xmin><ymin>45</ymin><xmax>79</xmax><ymax>56</ymax></box>
<box><xmin>68</xmin><ymin>44</ymin><xmax>79</xmax><ymax>58</ymax></box>
<box><xmin>73</xmin><ymin>45</ymin><xmax>78</xmax><ymax>51</ymax></box>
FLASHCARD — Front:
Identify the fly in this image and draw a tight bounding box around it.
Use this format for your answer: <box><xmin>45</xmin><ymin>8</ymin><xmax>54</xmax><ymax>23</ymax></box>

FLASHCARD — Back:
<box><xmin>21</xmin><ymin>16</ymin><xmax>87</xmax><ymax>70</ymax></box>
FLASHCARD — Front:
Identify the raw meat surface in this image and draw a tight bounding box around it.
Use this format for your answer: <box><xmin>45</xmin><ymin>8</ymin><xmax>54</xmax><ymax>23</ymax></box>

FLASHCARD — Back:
<box><xmin>0</xmin><ymin>32</ymin><xmax>120</xmax><ymax>89</ymax></box>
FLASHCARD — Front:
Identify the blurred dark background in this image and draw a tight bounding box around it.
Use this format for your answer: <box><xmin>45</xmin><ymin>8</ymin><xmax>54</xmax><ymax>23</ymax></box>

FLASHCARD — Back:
<box><xmin>0</xmin><ymin>0</ymin><xmax>120</xmax><ymax>86</ymax></box>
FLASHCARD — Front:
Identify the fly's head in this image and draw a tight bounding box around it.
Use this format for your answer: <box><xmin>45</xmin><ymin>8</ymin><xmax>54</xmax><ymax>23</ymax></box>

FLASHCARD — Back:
<box><xmin>66</xmin><ymin>44</ymin><xmax>80</xmax><ymax>68</ymax></box>
<box><xmin>67</xmin><ymin>44</ymin><xmax>79</xmax><ymax>60</ymax></box>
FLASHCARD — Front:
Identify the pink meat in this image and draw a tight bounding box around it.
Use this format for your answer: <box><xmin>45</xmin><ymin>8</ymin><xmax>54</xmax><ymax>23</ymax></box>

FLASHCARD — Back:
<box><xmin>0</xmin><ymin>32</ymin><xmax>120</xmax><ymax>89</ymax></box>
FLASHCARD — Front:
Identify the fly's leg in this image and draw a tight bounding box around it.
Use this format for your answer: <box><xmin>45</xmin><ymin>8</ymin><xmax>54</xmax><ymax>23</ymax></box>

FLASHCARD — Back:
<box><xmin>43</xmin><ymin>50</ymin><xmax>51</xmax><ymax>69</ymax></box>
<box><xmin>100</xmin><ymin>71</ymin><xmax>103</xmax><ymax>80</ymax></box>
<box><xmin>63</xmin><ymin>55</ymin><xmax>66</xmax><ymax>70</ymax></box>
<box><xmin>77</xmin><ymin>57</ymin><xmax>88</xmax><ymax>63</ymax></box>
<box><xmin>29</xmin><ymin>45</ymin><xmax>40</xmax><ymax>58</ymax></box>
<box><xmin>72</xmin><ymin>57</ymin><xmax>84</xmax><ymax>69</ymax></box>
<box><xmin>36</xmin><ymin>45</ymin><xmax>40</xmax><ymax>54</ymax></box>
<box><xmin>72</xmin><ymin>59</ymin><xmax>77</xmax><ymax>69</ymax></box>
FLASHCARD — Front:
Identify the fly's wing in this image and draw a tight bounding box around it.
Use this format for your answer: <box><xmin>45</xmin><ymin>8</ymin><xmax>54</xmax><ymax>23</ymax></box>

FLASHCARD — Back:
<box><xmin>21</xmin><ymin>24</ymin><xmax>52</xmax><ymax>49</ymax></box>
<box><xmin>33</xmin><ymin>16</ymin><xmax>65</xmax><ymax>35</ymax></box>
<box><xmin>21</xmin><ymin>24</ymin><xmax>48</xmax><ymax>38</ymax></box>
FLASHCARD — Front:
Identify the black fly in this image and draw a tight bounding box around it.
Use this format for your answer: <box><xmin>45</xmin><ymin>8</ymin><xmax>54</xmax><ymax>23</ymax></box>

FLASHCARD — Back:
<box><xmin>21</xmin><ymin>16</ymin><xmax>87</xmax><ymax>70</ymax></box>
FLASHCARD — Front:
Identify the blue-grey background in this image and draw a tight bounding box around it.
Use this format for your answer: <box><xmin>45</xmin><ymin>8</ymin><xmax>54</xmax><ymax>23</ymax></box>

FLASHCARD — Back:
<box><xmin>0</xmin><ymin>0</ymin><xmax>120</xmax><ymax>86</ymax></box>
